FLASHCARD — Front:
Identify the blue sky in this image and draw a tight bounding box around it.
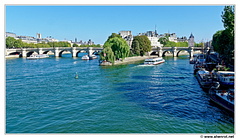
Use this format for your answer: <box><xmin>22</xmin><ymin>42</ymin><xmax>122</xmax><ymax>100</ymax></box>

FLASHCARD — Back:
<box><xmin>6</xmin><ymin>5</ymin><xmax>225</xmax><ymax>44</ymax></box>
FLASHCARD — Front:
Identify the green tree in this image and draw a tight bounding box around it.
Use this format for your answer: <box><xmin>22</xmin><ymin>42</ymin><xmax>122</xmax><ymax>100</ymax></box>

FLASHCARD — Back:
<box><xmin>103</xmin><ymin>37</ymin><xmax>130</xmax><ymax>60</ymax></box>
<box><xmin>132</xmin><ymin>35</ymin><xmax>151</xmax><ymax>55</ymax></box>
<box><xmin>158</xmin><ymin>36</ymin><xmax>169</xmax><ymax>46</ymax></box>
<box><xmin>107</xmin><ymin>33</ymin><xmax>122</xmax><ymax>41</ymax></box>
<box><xmin>14</xmin><ymin>39</ymin><xmax>24</xmax><ymax>48</ymax></box>
<box><xmin>212</xmin><ymin>30</ymin><xmax>223</xmax><ymax>53</ymax></box>
<box><xmin>6</xmin><ymin>37</ymin><xmax>16</xmax><ymax>48</ymax></box>
<box><xmin>36</xmin><ymin>43</ymin><xmax>50</xmax><ymax>48</ymax></box>
<box><xmin>165</xmin><ymin>41</ymin><xmax>176</xmax><ymax>47</ymax></box>
<box><xmin>222</xmin><ymin>6</ymin><xmax>234</xmax><ymax>36</ymax></box>
<box><xmin>131</xmin><ymin>39</ymin><xmax>140</xmax><ymax>56</ymax></box>
<box><xmin>73</xmin><ymin>43</ymin><xmax>78</xmax><ymax>47</ymax></box>
<box><xmin>212</xmin><ymin>6</ymin><xmax>234</xmax><ymax>65</ymax></box>
<box><xmin>100</xmin><ymin>46</ymin><xmax>115</xmax><ymax>64</ymax></box>
<box><xmin>23</xmin><ymin>43</ymin><xmax>36</xmax><ymax>48</ymax></box>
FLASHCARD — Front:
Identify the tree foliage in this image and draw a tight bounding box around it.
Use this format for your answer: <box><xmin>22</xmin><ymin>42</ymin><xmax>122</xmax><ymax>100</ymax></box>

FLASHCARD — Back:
<box><xmin>158</xmin><ymin>36</ymin><xmax>169</xmax><ymax>46</ymax></box>
<box><xmin>103</xmin><ymin>36</ymin><xmax>130</xmax><ymax>60</ymax></box>
<box><xmin>194</xmin><ymin>42</ymin><xmax>204</xmax><ymax>47</ymax></box>
<box><xmin>158</xmin><ymin>36</ymin><xmax>188</xmax><ymax>47</ymax></box>
<box><xmin>164</xmin><ymin>41</ymin><xmax>188</xmax><ymax>47</ymax></box>
<box><xmin>107</xmin><ymin>33</ymin><xmax>122</xmax><ymax>40</ymax></box>
<box><xmin>6</xmin><ymin>37</ymin><xmax>16</xmax><ymax>48</ymax></box>
<box><xmin>222</xmin><ymin>6</ymin><xmax>234</xmax><ymax>36</ymax></box>
<box><xmin>212</xmin><ymin>6</ymin><xmax>234</xmax><ymax>65</ymax></box>
<box><xmin>100</xmin><ymin>33</ymin><xmax>131</xmax><ymax>64</ymax></box>
<box><xmin>131</xmin><ymin>35</ymin><xmax>151</xmax><ymax>56</ymax></box>
<box><xmin>131</xmin><ymin>39</ymin><xmax>140</xmax><ymax>56</ymax></box>
<box><xmin>73</xmin><ymin>43</ymin><xmax>78</xmax><ymax>47</ymax></box>
<box><xmin>100</xmin><ymin>46</ymin><xmax>115</xmax><ymax>64</ymax></box>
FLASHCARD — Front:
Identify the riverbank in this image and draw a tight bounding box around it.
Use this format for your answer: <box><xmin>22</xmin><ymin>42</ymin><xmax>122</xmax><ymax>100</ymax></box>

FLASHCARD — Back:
<box><xmin>103</xmin><ymin>51</ymin><xmax>198</xmax><ymax>66</ymax></box>
<box><xmin>114</xmin><ymin>56</ymin><xmax>157</xmax><ymax>65</ymax></box>
<box><xmin>5</xmin><ymin>55</ymin><xmax>20</xmax><ymax>59</ymax></box>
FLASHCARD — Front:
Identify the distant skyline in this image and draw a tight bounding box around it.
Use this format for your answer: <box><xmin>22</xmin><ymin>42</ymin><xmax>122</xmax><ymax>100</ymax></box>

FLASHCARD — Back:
<box><xmin>6</xmin><ymin>5</ymin><xmax>226</xmax><ymax>44</ymax></box>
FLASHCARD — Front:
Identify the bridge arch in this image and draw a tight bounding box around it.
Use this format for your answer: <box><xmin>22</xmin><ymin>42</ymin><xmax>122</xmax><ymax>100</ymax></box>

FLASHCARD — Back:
<box><xmin>8</xmin><ymin>52</ymin><xmax>21</xmax><ymax>56</ymax></box>
<box><xmin>76</xmin><ymin>50</ymin><xmax>87</xmax><ymax>57</ymax></box>
<box><xmin>59</xmin><ymin>50</ymin><xmax>72</xmax><ymax>57</ymax></box>
<box><xmin>43</xmin><ymin>50</ymin><xmax>54</xmax><ymax>55</ymax></box>
<box><xmin>162</xmin><ymin>50</ymin><xmax>173</xmax><ymax>57</ymax></box>
<box><xmin>93</xmin><ymin>50</ymin><xmax>101</xmax><ymax>55</ymax></box>
<box><xmin>26</xmin><ymin>51</ymin><xmax>38</xmax><ymax>57</ymax></box>
<box><xmin>90</xmin><ymin>50</ymin><xmax>100</xmax><ymax>55</ymax></box>
<box><xmin>150</xmin><ymin>51</ymin><xmax>158</xmax><ymax>56</ymax></box>
<box><xmin>176</xmin><ymin>50</ymin><xmax>189</xmax><ymax>57</ymax></box>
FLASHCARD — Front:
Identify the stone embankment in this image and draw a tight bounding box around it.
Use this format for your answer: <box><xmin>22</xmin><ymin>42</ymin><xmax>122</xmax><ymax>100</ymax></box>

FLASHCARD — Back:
<box><xmin>114</xmin><ymin>56</ymin><xmax>157</xmax><ymax>65</ymax></box>
<box><xmin>100</xmin><ymin>55</ymin><xmax>158</xmax><ymax>66</ymax></box>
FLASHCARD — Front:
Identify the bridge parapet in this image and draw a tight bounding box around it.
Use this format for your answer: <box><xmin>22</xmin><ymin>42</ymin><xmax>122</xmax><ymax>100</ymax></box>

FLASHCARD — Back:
<box><xmin>6</xmin><ymin>46</ymin><xmax>202</xmax><ymax>58</ymax></box>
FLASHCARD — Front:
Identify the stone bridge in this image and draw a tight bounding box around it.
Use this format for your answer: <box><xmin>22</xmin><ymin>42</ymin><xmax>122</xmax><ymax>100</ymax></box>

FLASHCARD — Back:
<box><xmin>151</xmin><ymin>46</ymin><xmax>206</xmax><ymax>57</ymax></box>
<box><xmin>5</xmin><ymin>47</ymin><xmax>103</xmax><ymax>57</ymax></box>
<box><xmin>6</xmin><ymin>46</ymin><xmax>206</xmax><ymax>58</ymax></box>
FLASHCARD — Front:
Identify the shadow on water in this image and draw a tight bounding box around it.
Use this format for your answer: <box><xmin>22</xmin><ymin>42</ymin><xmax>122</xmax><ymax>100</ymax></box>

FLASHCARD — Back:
<box><xmin>113</xmin><ymin>56</ymin><xmax>234</xmax><ymax>125</ymax></box>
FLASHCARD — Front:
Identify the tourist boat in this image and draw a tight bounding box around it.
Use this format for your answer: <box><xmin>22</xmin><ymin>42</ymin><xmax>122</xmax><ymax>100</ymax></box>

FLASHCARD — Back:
<box><xmin>196</xmin><ymin>69</ymin><xmax>215</xmax><ymax>89</ymax></box>
<box><xmin>193</xmin><ymin>54</ymin><xmax>206</xmax><ymax>74</ymax></box>
<box><xmin>89</xmin><ymin>54</ymin><xmax>98</xmax><ymax>60</ymax></box>
<box><xmin>193</xmin><ymin>62</ymin><xmax>205</xmax><ymax>74</ymax></box>
<box><xmin>189</xmin><ymin>54</ymin><xmax>198</xmax><ymax>64</ymax></box>
<box><xmin>213</xmin><ymin>71</ymin><xmax>234</xmax><ymax>88</ymax></box>
<box><xmin>81</xmin><ymin>55</ymin><xmax>89</xmax><ymax>60</ymax></box>
<box><xmin>27</xmin><ymin>54</ymin><xmax>49</xmax><ymax>60</ymax></box>
<box><xmin>144</xmin><ymin>57</ymin><xmax>165</xmax><ymax>65</ymax></box>
<box><xmin>196</xmin><ymin>54</ymin><xmax>206</xmax><ymax>63</ymax></box>
<box><xmin>209</xmin><ymin>83</ymin><xmax>234</xmax><ymax>113</ymax></box>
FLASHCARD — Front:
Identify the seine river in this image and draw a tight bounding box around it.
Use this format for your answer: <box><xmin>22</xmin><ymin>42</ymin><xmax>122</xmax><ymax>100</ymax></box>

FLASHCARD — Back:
<box><xmin>6</xmin><ymin>54</ymin><xmax>234</xmax><ymax>133</ymax></box>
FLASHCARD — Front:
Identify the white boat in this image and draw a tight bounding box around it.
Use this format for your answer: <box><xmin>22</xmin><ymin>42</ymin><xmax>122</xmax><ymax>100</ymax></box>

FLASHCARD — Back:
<box><xmin>209</xmin><ymin>83</ymin><xmax>234</xmax><ymax>113</ymax></box>
<box><xmin>27</xmin><ymin>54</ymin><xmax>49</xmax><ymax>60</ymax></box>
<box><xmin>89</xmin><ymin>54</ymin><xmax>97</xmax><ymax>60</ymax></box>
<box><xmin>213</xmin><ymin>71</ymin><xmax>234</xmax><ymax>87</ymax></box>
<box><xmin>81</xmin><ymin>55</ymin><xmax>89</xmax><ymax>60</ymax></box>
<box><xmin>144</xmin><ymin>57</ymin><xmax>165</xmax><ymax>65</ymax></box>
<box><xmin>196</xmin><ymin>69</ymin><xmax>215</xmax><ymax>89</ymax></box>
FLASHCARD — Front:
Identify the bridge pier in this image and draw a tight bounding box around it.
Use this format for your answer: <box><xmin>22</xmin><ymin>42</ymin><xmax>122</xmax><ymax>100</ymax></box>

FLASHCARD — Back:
<box><xmin>38</xmin><ymin>48</ymin><xmax>43</xmax><ymax>55</ymax></box>
<box><xmin>157</xmin><ymin>46</ymin><xmax>163</xmax><ymax>57</ymax></box>
<box><xmin>21</xmin><ymin>48</ymin><xmax>27</xmax><ymax>57</ymax></box>
<box><xmin>88</xmin><ymin>47</ymin><xmax>93</xmax><ymax>57</ymax></box>
<box><xmin>172</xmin><ymin>47</ymin><xmax>177</xmax><ymax>57</ymax></box>
<box><xmin>54</xmin><ymin>47</ymin><xmax>60</xmax><ymax>57</ymax></box>
<box><xmin>188</xmin><ymin>47</ymin><xmax>194</xmax><ymax>58</ymax></box>
<box><xmin>72</xmin><ymin>47</ymin><xmax>77</xmax><ymax>57</ymax></box>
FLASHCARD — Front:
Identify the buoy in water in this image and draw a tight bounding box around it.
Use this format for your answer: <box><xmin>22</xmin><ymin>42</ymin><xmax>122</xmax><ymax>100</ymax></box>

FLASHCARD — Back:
<box><xmin>75</xmin><ymin>72</ymin><xmax>79</xmax><ymax>79</ymax></box>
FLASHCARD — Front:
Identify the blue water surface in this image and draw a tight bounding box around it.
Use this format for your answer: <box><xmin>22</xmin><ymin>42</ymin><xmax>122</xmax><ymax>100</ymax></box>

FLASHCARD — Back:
<box><xmin>6</xmin><ymin>54</ymin><xmax>234</xmax><ymax>133</ymax></box>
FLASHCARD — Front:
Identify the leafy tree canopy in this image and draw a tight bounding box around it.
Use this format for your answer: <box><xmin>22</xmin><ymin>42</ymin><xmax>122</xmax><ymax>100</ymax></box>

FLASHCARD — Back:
<box><xmin>107</xmin><ymin>33</ymin><xmax>122</xmax><ymax>41</ymax></box>
<box><xmin>132</xmin><ymin>35</ymin><xmax>151</xmax><ymax>55</ymax></box>
<box><xmin>131</xmin><ymin>39</ymin><xmax>140</xmax><ymax>56</ymax></box>
<box><xmin>212</xmin><ymin>6</ymin><xmax>234</xmax><ymax>65</ymax></box>
<box><xmin>6</xmin><ymin>37</ymin><xmax>16</xmax><ymax>48</ymax></box>
<box><xmin>103</xmin><ymin>36</ymin><xmax>130</xmax><ymax>60</ymax></box>
<box><xmin>100</xmin><ymin>46</ymin><xmax>115</xmax><ymax>64</ymax></box>
<box><xmin>222</xmin><ymin>6</ymin><xmax>234</xmax><ymax>35</ymax></box>
<box><xmin>158</xmin><ymin>36</ymin><xmax>169</xmax><ymax>46</ymax></box>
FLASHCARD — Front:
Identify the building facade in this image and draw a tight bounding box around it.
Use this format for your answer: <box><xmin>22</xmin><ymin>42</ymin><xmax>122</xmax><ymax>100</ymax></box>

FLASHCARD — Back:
<box><xmin>119</xmin><ymin>31</ymin><xmax>133</xmax><ymax>47</ymax></box>
<box><xmin>188</xmin><ymin>33</ymin><xmax>195</xmax><ymax>47</ymax></box>
<box><xmin>6</xmin><ymin>32</ymin><xmax>17</xmax><ymax>38</ymax></box>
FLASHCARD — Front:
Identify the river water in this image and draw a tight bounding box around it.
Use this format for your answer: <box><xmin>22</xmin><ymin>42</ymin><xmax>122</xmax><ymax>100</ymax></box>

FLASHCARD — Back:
<box><xmin>6</xmin><ymin>54</ymin><xmax>234</xmax><ymax>133</ymax></box>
